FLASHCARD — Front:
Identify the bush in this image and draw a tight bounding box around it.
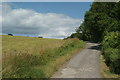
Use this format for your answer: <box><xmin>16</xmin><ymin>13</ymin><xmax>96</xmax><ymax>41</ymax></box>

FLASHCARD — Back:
<box><xmin>109</xmin><ymin>49</ymin><xmax>120</xmax><ymax>74</ymax></box>
<box><xmin>102</xmin><ymin>31</ymin><xmax>120</xmax><ymax>74</ymax></box>
<box><xmin>103</xmin><ymin>48</ymin><xmax>113</xmax><ymax>66</ymax></box>
<box><xmin>38</xmin><ymin>36</ymin><xmax>43</xmax><ymax>38</ymax></box>
<box><xmin>8</xmin><ymin>33</ymin><xmax>13</xmax><ymax>36</ymax></box>
<box><xmin>102</xmin><ymin>31</ymin><xmax>119</xmax><ymax>50</ymax></box>
<box><xmin>103</xmin><ymin>48</ymin><xmax>120</xmax><ymax>74</ymax></box>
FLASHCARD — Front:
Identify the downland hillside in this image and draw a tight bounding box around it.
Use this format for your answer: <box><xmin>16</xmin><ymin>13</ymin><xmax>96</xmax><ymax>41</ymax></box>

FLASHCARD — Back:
<box><xmin>2</xmin><ymin>35</ymin><xmax>85</xmax><ymax>78</ymax></box>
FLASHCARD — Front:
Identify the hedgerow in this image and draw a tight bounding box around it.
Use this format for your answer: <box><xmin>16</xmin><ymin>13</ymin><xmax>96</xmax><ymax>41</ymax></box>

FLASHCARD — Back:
<box><xmin>102</xmin><ymin>31</ymin><xmax>120</xmax><ymax>74</ymax></box>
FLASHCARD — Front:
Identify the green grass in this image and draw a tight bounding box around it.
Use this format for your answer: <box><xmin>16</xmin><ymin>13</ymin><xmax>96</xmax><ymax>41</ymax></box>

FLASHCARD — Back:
<box><xmin>100</xmin><ymin>55</ymin><xmax>120</xmax><ymax>78</ymax></box>
<box><xmin>2</xmin><ymin>35</ymin><xmax>85</xmax><ymax>78</ymax></box>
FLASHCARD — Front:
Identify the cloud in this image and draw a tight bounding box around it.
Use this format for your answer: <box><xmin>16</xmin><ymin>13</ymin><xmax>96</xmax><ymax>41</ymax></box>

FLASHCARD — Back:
<box><xmin>2</xmin><ymin>3</ymin><xmax>82</xmax><ymax>39</ymax></box>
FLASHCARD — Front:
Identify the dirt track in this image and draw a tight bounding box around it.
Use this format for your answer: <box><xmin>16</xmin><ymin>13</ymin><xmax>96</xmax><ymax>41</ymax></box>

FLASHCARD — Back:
<box><xmin>52</xmin><ymin>42</ymin><xmax>101</xmax><ymax>78</ymax></box>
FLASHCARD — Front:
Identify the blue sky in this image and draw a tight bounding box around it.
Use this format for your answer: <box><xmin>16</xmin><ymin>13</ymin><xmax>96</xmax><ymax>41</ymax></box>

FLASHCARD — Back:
<box><xmin>12</xmin><ymin>2</ymin><xmax>92</xmax><ymax>19</ymax></box>
<box><xmin>2</xmin><ymin>2</ymin><xmax>92</xmax><ymax>38</ymax></box>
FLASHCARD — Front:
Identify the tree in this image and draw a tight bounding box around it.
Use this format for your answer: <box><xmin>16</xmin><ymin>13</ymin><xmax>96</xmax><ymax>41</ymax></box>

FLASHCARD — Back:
<box><xmin>38</xmin><ymin>36</ymin><xmax>43</xmax><ymax>38</ymax></box>
<box><xmin>8</xmin><ymin>33</ymin><xmax>13</xmax><ymax>36</ymax></box>
<box><xmin>74</xmin><ymin>2</ymin><xmax>120</xmax><ymax>74</ymax></box>
<box><xmin>76</xmin><ymin>2</ymin><xmax>119</xmax><ymax>42</ymax></box>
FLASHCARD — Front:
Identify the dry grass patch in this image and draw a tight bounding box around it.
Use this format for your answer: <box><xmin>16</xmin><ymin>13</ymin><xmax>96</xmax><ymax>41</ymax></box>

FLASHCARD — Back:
<box><xmin>2</xmin><ymin>35</ymin><xmax>85</xmax><ymax>78</ymax></box>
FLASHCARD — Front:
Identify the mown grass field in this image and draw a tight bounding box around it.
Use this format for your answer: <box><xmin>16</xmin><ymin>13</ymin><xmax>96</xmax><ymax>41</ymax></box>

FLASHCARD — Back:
<box><xmin>2</xmin><ymin>35</ymin><xmax>85</xmax><ymax>78</ymax></box>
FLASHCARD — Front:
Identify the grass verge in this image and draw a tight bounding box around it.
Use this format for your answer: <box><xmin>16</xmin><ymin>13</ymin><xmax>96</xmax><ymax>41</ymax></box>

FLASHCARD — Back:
<box><xmin>42</xmin><ymin>46</ymin><xmax>85</xmax><ymax>78</ymax></box>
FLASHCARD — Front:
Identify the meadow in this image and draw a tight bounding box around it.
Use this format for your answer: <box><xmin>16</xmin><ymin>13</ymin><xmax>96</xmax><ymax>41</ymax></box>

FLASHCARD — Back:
<box><xmin>2</xmin><ymin>35</ymin><xmax>85</xmax><ymax>78</ymax></box>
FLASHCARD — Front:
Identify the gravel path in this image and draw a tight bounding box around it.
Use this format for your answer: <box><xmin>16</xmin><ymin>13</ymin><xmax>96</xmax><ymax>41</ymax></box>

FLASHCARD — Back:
<box><xmin>51</xmin><ymin>42</ymin><xmax>101</xmax><ymax>78</ymax></box>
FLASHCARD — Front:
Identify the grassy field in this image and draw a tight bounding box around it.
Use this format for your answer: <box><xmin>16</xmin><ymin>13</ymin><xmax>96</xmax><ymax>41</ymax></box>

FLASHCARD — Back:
<box><xmin>100</xmin><ymin>55</ymin><xmax>120</xmax><ymax>78</ymax></box>
<box><xmin>2</xmin><ymin>35</ymin><xmax>85</xmax><ymax>78</ymax></box>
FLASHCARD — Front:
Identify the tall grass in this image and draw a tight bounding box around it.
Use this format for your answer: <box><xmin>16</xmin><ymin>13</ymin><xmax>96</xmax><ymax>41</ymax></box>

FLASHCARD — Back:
<box><xmin>2</xmin><ymin>35</ymin><xmax>85</xmax><ymax>78</ymax></box>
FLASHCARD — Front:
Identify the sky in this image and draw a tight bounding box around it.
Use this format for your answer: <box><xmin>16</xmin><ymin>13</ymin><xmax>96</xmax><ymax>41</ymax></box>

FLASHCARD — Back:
<box><xmin>1</xmin><ymin>2</ymin><xmax>92</xmax><ymax>39</ymax></box>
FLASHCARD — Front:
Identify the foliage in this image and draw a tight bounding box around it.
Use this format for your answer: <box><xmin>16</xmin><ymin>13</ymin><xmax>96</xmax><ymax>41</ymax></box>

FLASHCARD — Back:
<box><xmin>75</xmin><ymin>2</ymin><xmax>119</xmax><ymax>42</ymax></box>
<box><xmin>72</xmin><ymin>2</ymin><xmax>120</xmax><ymax>74</ymax></box>
<box><xmin>100</xmin><ymin>55</ymin><xmax>120</xmax><ymax>78</ymax></box>
<box><xmin>102</xmin><ymin>32</ymin><xmax>119</xmax><ymax>50</ymax></box>
<box><xmin>102</xmin><ymin>32</ymin><xmax>120</xmax><ymax>74</ymax></box>
<box><xmin>103</xmin><ymin>48</ymin><xmax>120</xmax><ymax>74</ymax></box>
<box><xmin>69</xmin><ymin>33</ymin><xmax>83</xmax><ymax>40</ymax></box>
<box><xmin>38</xmin><ymin>36</ymin><xmax>43</xmax><ymax>38</ymax></box>
<box><xmin>8</xmin><ymin>33</ymin><xmax>13</xmax><ymax>36</ymax></box>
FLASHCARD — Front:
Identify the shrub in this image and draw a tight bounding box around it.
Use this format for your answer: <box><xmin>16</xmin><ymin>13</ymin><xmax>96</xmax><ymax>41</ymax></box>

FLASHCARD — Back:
<box><xmin>103</xmin><ymin>48</ymin><xmax>113</xmax><ymax>66</ymax></box>
<box><xmin>8</xmin><ymin>33</ymin><xmax>13</xmax><ymax>36</ymax></box>
<box><xmin>102</xmin><ymin>31</ymin><xmax>119</xmax><ymax>50</ymax></box>
<box><xmin>38</xmin><ymin>36</ymin><xmax>43</xmax><ymax>38</ymax></box>
<box><xmin>102</xmin><ymin>31</ymin><xmax>120</xmax><ymax>74</ymax></box>
<box><xmin>109</xmin><ymin>49</ymin><xmax>120</xmax><ymax>74</ymax></box>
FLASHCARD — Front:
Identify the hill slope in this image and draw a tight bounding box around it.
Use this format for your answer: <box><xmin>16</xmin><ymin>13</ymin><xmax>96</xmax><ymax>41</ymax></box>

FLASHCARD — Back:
<box><xmin>2</xmin><ymin>35</ymin><xmax>85</xmax><ymax>78</ymax></box>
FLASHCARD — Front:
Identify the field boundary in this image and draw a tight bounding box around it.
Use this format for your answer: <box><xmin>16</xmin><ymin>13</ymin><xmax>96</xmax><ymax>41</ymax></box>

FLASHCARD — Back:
<box><xmin>43</xmin><ymin>43</ymin><xmax>87</xmax><ymax>78</ymax></box>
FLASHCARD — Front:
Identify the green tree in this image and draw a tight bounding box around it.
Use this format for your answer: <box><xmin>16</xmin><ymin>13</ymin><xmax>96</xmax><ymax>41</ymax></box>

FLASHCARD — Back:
<box><xmin>8</xmin><ymin>33</ymin><xmax>13</xmax><ymax>36</ymax></box>
<box><xmin>74</xmin><ymin>2</ymin><xmax>120</xmax><ymax>74</ymax></box>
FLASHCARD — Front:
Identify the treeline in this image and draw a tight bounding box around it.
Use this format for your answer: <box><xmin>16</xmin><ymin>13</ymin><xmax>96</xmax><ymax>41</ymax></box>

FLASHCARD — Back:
<box><xmin>70</xmin><ymin>2</ymin><xmax>120</xmax><ymax>74</ymax></box>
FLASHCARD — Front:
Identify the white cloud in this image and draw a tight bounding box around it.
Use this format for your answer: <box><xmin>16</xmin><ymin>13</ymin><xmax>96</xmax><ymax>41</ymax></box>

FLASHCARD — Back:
<box><xmin>2</xmin><ymin>3</ymin><xmax>82</xmax><ymax>39</ymax></box>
